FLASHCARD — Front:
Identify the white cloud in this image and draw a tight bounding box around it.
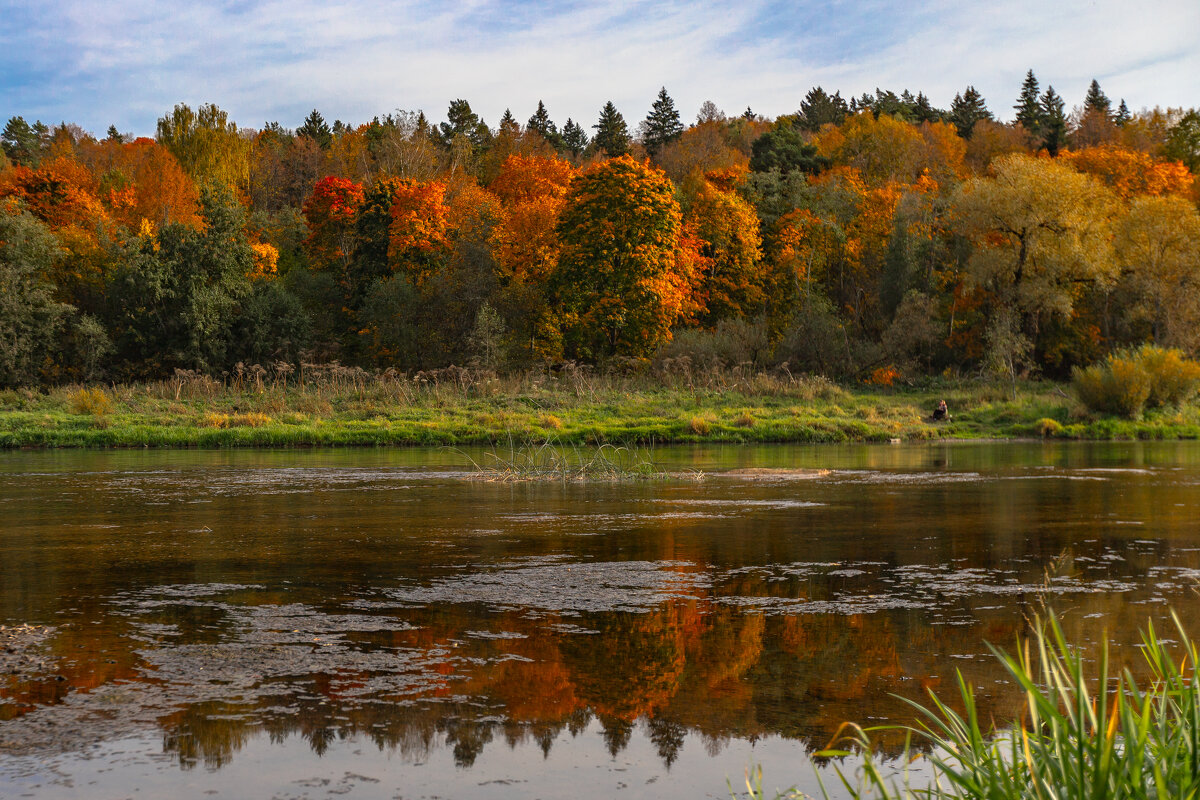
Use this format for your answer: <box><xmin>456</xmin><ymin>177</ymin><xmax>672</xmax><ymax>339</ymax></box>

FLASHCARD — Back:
<box><xmin>2</xmin><ymin>0</ymin><xmax>1197</xmax><ymax>135</ymax></box>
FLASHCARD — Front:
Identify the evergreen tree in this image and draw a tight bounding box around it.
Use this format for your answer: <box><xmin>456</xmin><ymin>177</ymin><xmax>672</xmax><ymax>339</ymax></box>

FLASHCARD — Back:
<box><xmin>1083</xmin><ymin>79</ymin><xmax>1112</xmax><ymax>119</ymax></box>
<box><xmin>749</xmin><ymin>122</ymin><xmax>828</xmax><ymax>175</ymax></box>
<box><xmin>1014</xmin><ymin>69</ymin><xmax>1043</xmax><ymax>137</ymax></box>
<box><xmin>1115</xmin><ymin>99</ymin><xmax>1131</xmax><ymax>127</ymax></box>
<box><xmin>1040</xmin><ymin>86</ymin><xmax>1067</xmax><ymax>156</ymax></box>
<box><xmin>561</xmin><ymin>118</ymin><xmax>589</xmax><ymax>157</ymax></box>
<box><xmin>912</xmin><ymin>92</ymin><xmax>941</xmax><ymax>124</ymax></box>
<box><xmin>439</xmin><ymin>99</ymin><xmax>490</xmax><ymax>149</ymax></box>
<box><xmin>639</xmin><ymin>87</ymin><xmax>684</xmax><ymax>157</ymax></box>
<box><xmin>498</xmin><ymin>108</ymin><xmax>520</xmax><ymax>137</ymax></box>
<box><xmin>798</xmin><ymin>86</ymin><xmax>848</xmax><ymax>131</ymax></box>
<box><xmin>105</xmin><ymin>125</ymin><xmax>124</xmax><ymax>144</ymax></box>
<box><xmin>526</xmin><ymin>100</ymin><xmax>561</xmax><ymax>148</ymax></box>
<box><xmin>297</xmin><ymin>109</ymin><xmax>332</xmax><ymax>149</ymax></box>
<box><xmin>949</xmin><ymin>86</ymin><xmax>993</xmax><ymax>138</ymax></box>
<box><xmin>591</xmin><ymin>102</ymin><xmax>631</xmax><ymax>157</ymax></box>
<box><xmin>2</xmin><ymin>116</ymin><xmax>42</xmax><ymax>166</ymax></box>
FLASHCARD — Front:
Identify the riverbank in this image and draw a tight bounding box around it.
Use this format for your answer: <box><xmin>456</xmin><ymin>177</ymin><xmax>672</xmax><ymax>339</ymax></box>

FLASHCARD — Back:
<box><xmin>3</xmin><ymin>371</ymin><xmax>1199</xmax><ymax>448</ymax></box>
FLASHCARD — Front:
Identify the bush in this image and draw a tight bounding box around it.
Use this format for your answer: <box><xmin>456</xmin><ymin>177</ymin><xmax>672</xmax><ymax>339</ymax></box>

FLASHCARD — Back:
<box><xmin>68</xmin><ymin>387</ymin><xmax>113</xmax><ymax>416</ymax></box>
<box><xmin>1072</xmin><ymin>345</ymin><xmax>1200</xmax><ymax>419</ymax></box>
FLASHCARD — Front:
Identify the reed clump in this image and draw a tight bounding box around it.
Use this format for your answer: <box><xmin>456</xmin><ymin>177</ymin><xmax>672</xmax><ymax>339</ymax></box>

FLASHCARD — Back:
<box><xmin>746</xmin><ymin>611</ymin><xmax>1200</xmax><ymax>799</ymax></box>
<box><xmin>462</xmin><ymin>440</ymin><xmax>677</xmax><ymax>482</ymax></box>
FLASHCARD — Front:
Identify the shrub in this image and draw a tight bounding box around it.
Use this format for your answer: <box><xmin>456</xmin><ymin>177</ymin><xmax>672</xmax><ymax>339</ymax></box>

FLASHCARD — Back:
<box><xmin>688</xmin><ymin>416</ymin><xmax>711</xmax><ymax>435</ymax></box>
<box><xmin>1073</xmin><ymin>345</ymin><xmax>1200</xmax><ymax>418</ymax></box>
<box><xmin>68</xmin><ymin>387</ymin><xmax>113</xmax><ymax>416</ymax></box>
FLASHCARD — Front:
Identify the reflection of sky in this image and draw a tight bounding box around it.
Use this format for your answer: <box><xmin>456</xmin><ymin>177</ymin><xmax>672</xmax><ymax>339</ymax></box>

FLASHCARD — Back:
<box><xmin>2</xmin><ymin>0</ymin><xmax>1197</xmax><ymax>136</ymax></box>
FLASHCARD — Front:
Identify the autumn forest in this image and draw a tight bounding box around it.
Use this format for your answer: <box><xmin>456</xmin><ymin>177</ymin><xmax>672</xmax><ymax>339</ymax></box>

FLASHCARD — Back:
<box><xmin>3</xmin><ymin>75</ymin><xmax>1200</xmax><ymax>388</ymax></box>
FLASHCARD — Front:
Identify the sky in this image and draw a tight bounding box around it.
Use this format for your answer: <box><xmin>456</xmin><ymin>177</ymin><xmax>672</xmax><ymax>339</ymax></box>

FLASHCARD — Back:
<box><xmin>1</xmin><ymin>0</ymin><xmax>1197</xmax><ymax>137</ymax></box>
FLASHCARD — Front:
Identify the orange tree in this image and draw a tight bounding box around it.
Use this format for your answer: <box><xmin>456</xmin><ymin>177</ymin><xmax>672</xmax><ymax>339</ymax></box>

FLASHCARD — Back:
<box><xmin>552</xmin><ymin>155</ymin><xmax>699</xmax><ymax>359</ymax></box>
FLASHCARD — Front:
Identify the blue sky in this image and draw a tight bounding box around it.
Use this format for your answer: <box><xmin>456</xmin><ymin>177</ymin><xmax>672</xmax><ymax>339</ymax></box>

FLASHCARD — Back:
<box><xmin>2</xmin><ymin>0</ymin><xmax>1197</xmax><ymax>136</ymax></box>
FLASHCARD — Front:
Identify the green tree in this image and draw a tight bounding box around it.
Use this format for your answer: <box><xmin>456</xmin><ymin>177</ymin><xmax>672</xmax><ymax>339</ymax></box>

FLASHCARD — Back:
<box><xmin>553</xmin><ymin>155</ymin><xmax>694</xmax><ymax>359</ymax></box>
<box><xmin>108</xmin><ymin>185</ymin><xmax>254</xmax><ymax>375</ymax></box>
<box><xmin>798</xmin><ymin>86</ymin><xmax>848</xmax><ymax>131</ymax></box>
<box><xmin>297</xmin><ymin>109</ymin><xmax>332</xmax><ymax>149</ymax></box>
<box><xmin>949</xmin><ymin>86</ymin><xmax>992</xmax><ymax>138</ymax></box>
<box><xmin>1115</xmin><ymin>99</ymin><xmax>1131</xmax><ymax>127</ymax></box>
<box><xmin>1040</xmin><ymin>86</ymin><xmax>1067</xmax><ymax>156</ymax></box>
<box><xmin>1164</xmin><ymin>110</ymin><xmax>1200</xmax><ymax>173</ymax></box>
<box><xmin>561</xmin><ymin>118</ymin><xmax>589</xmax><ymax>158</ymax></box>
<box><xmin>1083</xmin><ymin>79</ymin><xmax>1112</xmax><ymax>119</ymax></box>
<box><xmin>439</xmin><ymin>99</ymin><xmax>490</xmax><ymax>149</ymax></box>
<box><xmin>591</xmin><ymin>102</ymin><xmax>631</xmax><ymax>157</ymax></box>
<box><xmin>1014</xmin><ymin>69</ymin><xmax>1043</xmax><ymax>138</ymax></box>
<box><xmin>639</xmin><ymin>87</ymin><xmax>684</xmax><ymax>158</ymax></box>
<box><xmin>0</xmin><ymin>205</ymin><xmax>71</xmax><ymax>387</ymax></box>
<box><xmin>526</xmin><ymin>101</ymin><xmax>562</xmax><ymax>149</ymax></box>
<box><xmin>2</xmin><ymin>116</ymin><xmax>44</xmax><ymax>167</ymax></box>
<box><xmin>749</xmin><ymin>122</ymin><xmax>827</xmax><ymax>175</ymax></box>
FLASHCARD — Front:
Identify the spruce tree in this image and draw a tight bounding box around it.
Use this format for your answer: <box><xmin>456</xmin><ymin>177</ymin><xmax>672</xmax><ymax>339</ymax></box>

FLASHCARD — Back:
<box><xmin>798</xmin><ymin>86</ymin><xmax>848</xmax><ymax>131</ymax></box>
<box><xmin>561</xmin><ymin>118</ymin><xmax>589</xmax><ymax>157</ymax></box>
<box><xmin>912</xmin><ymin>92</ymin><xmax>941</xmax><ymax>124</ymax></box>
<box><xmin>1084</xmin><ymin>79</ymin><xmax>1112</xmax><ymax>119</ymax></box>
<box><xmin>1040</xmin><ymin>86</ymin><xmax>1067</xmax><ymax>156</ymax></box>
<box><xmin>1014</xmin><ymin>69</ymin><xmax>1043</xmax><ymax>137</ymax></box>
<box><xmin>498</xmin><ymin>108</ymin><xmax>520</xmax><ymax>137</ymax></box>
<box><xmin>592</xmin><ymin>102</ymin><xmax>631</xmax><ymax>157</ymax></box>
<box><xmin>639</xmin><ymin>87</ymin><xmax>684</xmax><ymax>158</ymax></box>
<box><xmin>297</xmin><ymin>109</ymin><xmax>332</xmax><ymax>149</ymax></box>
<box><xmin>1115</xmin><ymin>99</ymin><xmax>1131</xmax><ymax>127</ymax></box>
<box><xmin>949</xmin><ymin>86</ymin><xmax>993</xmax><ymax>138</ymax></box>
<box><xmin>526</xmin><ymin>100</ymin><xmax>561</xmax><ymax>148</ymax></box>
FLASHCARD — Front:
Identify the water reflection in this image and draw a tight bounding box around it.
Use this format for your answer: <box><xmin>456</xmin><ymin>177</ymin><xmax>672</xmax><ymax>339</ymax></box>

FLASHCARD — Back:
<box><xmin>2</xmin><ymin>443</ymin><xmax>1200</xmax><ymax>796</ymax></box>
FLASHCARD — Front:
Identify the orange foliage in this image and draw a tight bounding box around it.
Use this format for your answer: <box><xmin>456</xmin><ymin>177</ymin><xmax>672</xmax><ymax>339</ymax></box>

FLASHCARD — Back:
<box><xmin>0</xmin><ymin>157</ymin><xmax>107</xmax><ymax>232</ymax></box>
<box><xmin>1061</xmin><ymin>145</ymin><xmax>1195</xmax><ymax>200</ymax></box>
<box><xmin>249</xmin><ymin>241</ymin><xmax>279</xmax><ymax>279</ymax></box>
<box><xmin>685</xmin><ymin>167</ymin><xmax>764</xmax><ymax>322</ymax></box>
<box><xmin>79</xmin><ymin>138</ymin><xmax>201</xmax><ymax>229</ymax></box>
<box><xmin>387</xmin><ymin>179</ymin><xmax>450</xmax><ymax>284</ymax></box>
<box><xmin>301</xmin><ymin>175</ymin><xmax>364</xmax><ymax>272</ymax></box>
<box><xmin>489</xmin><ymin>154</ymin><xmax>578</xmax><ymax>284</ymax></box>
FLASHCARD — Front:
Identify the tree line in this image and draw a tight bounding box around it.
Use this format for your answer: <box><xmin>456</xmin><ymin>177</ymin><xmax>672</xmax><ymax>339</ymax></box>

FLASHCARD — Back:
<box><xmin>2</xmin><ymin>73</ymin><xmax>1199</xmax><ymax>388</ymax></box>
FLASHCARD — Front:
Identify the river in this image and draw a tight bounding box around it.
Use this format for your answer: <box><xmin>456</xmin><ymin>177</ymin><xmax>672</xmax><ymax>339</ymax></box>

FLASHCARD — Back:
<box><xmin>2</xmin><ymin>442</ymin><xmax>1199</xmax><ymax>798</ymax></box>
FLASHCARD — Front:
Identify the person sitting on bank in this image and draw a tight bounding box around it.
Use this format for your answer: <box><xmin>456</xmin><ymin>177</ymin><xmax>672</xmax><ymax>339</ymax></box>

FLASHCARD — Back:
<box><xmin>933</xmin><ymin>399</ymin><xmax>948</xmax><ymax>421</ymax></box>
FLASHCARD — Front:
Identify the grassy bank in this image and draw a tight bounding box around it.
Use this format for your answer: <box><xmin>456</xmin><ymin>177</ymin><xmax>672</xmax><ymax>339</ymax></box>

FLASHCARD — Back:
<box><xmin>3</xmin><ymin>368</ymin><xmax>1200</xmax><ymax>448</ymax></box>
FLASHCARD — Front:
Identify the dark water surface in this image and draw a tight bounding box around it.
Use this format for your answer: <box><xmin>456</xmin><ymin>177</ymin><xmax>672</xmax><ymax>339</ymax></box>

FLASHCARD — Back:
<box><xmin>3</xmin><ymin>442</ymin><xmax>1200</xmax><ymax>799</ymax></box>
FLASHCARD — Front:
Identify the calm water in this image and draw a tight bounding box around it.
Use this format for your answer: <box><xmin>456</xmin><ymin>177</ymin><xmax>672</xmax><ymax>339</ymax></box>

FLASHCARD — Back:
<box><xmin>2</xmin><ymin>442</ymin><xmax>1200</xmax><ymax>799</ymax></box>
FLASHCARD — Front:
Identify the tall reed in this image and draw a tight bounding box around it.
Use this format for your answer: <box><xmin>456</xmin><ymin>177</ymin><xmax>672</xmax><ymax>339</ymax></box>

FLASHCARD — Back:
<box><xmin>744</xmin><ymin>612</ymin><xmax>1200</xmax><ymax>800</ymax></box>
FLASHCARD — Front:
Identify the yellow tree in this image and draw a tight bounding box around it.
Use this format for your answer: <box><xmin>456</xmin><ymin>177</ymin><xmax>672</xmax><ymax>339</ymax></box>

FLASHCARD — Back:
<box><xmin>155</xmin><ymin>103</ymin><xmax>250</xmax><ymax>194</ymax></box>
<box><xmin>685</xmin><ymin>167</ymin><xmax>764</xmax><ymax>324</ymax></box>
<box><xmin>952</xmin><ymin>154</ymin><xmax>1117</xmax><ymax>371</ymax></box>
<box><xmin>1115</xmin><ymin>195</ymin><xmax>1200</xmax><ymax>353</ymax></box>
<box><xmin>553</xmin><ymin>155</ymin><xmax>700</xmax><ymax>359</ymax></box>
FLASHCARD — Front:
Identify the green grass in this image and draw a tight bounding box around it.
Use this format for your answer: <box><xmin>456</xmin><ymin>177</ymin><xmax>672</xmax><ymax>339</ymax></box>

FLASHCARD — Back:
<box><xmin>745</xmin><ymin>612</ymin><xmax>1200</xmax><ymax>800</ymax></box>
<box><xmin>4</xmin><ymin>371</ymin><xmax>1200</xmax><ymax>448</ymax></box>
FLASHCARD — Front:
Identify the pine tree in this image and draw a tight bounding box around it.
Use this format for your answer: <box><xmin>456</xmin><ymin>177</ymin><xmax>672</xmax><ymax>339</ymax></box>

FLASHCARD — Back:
<box><xmin>1115</xmin><ymin>99</ymin><xmax>1131</xmax><ymax>127</ymax></box>
<box><xmin>592</xmin><ymin>102</ymin><xmax>631</xmax><ymax>157</ymax></box>
<box><xmin>526</xmin><ymin>100</ymin><xmax>561</xmax><ymax>148</ymax></box>
<box><xmin>105</xmin><ymin>125</ymin><xmax>124</xmax><ymax>144</ymax></box>
<box><xmin>297</xmin><ymin>109</ymin><xmax>332</xmax><ymax>149</ymax></box>
<box><xmin>561</xmin><ymin>118</ymin><xmax>589</xmax><ymax>157</ymax></box>
<box><xmin>912</xmin><ymin>92</ymin><xmax>941</xmax><ymax>124</ymax></box>
<box><xmin>2</xmin><ymin>116</ymin><xmax>41</xmax><ymax>166</ymax></box>
<box><xmin>1015</xmin><ymin>69</ymin><xmax>1043</xmax><ymax>138</ymax></box>
<box><xmin>439</xmin><ymin>99</ymin><xmax>490</xmax><ymax>149</ymax></box>
<box><xmin>949</xmin><ymin>86</ymin><xmax>993</xmax><ymax>138</ymax></box>
<box><xmin>1083</xmin><ymin>79</ymin><xmax>1112</xmax><ymax>119</ymax></box>
<box><xmin>1040</xmin><ymin>86</ymin><xmax>1067</xmax><ymax>156</ymax></box>
<box><xmin>798</xmin><ymin>86</ymin><xmax>848</xmax><ymax>131</ymax></box>
<box><xmin>498</xmin><ymin>108</ymin><xmax>520</xmax><ymax>137</ymax></box>
<box><xmin>639</xmin><ymin>87</ymin><xmax>684</xmax><ymax>158</ymax></box>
